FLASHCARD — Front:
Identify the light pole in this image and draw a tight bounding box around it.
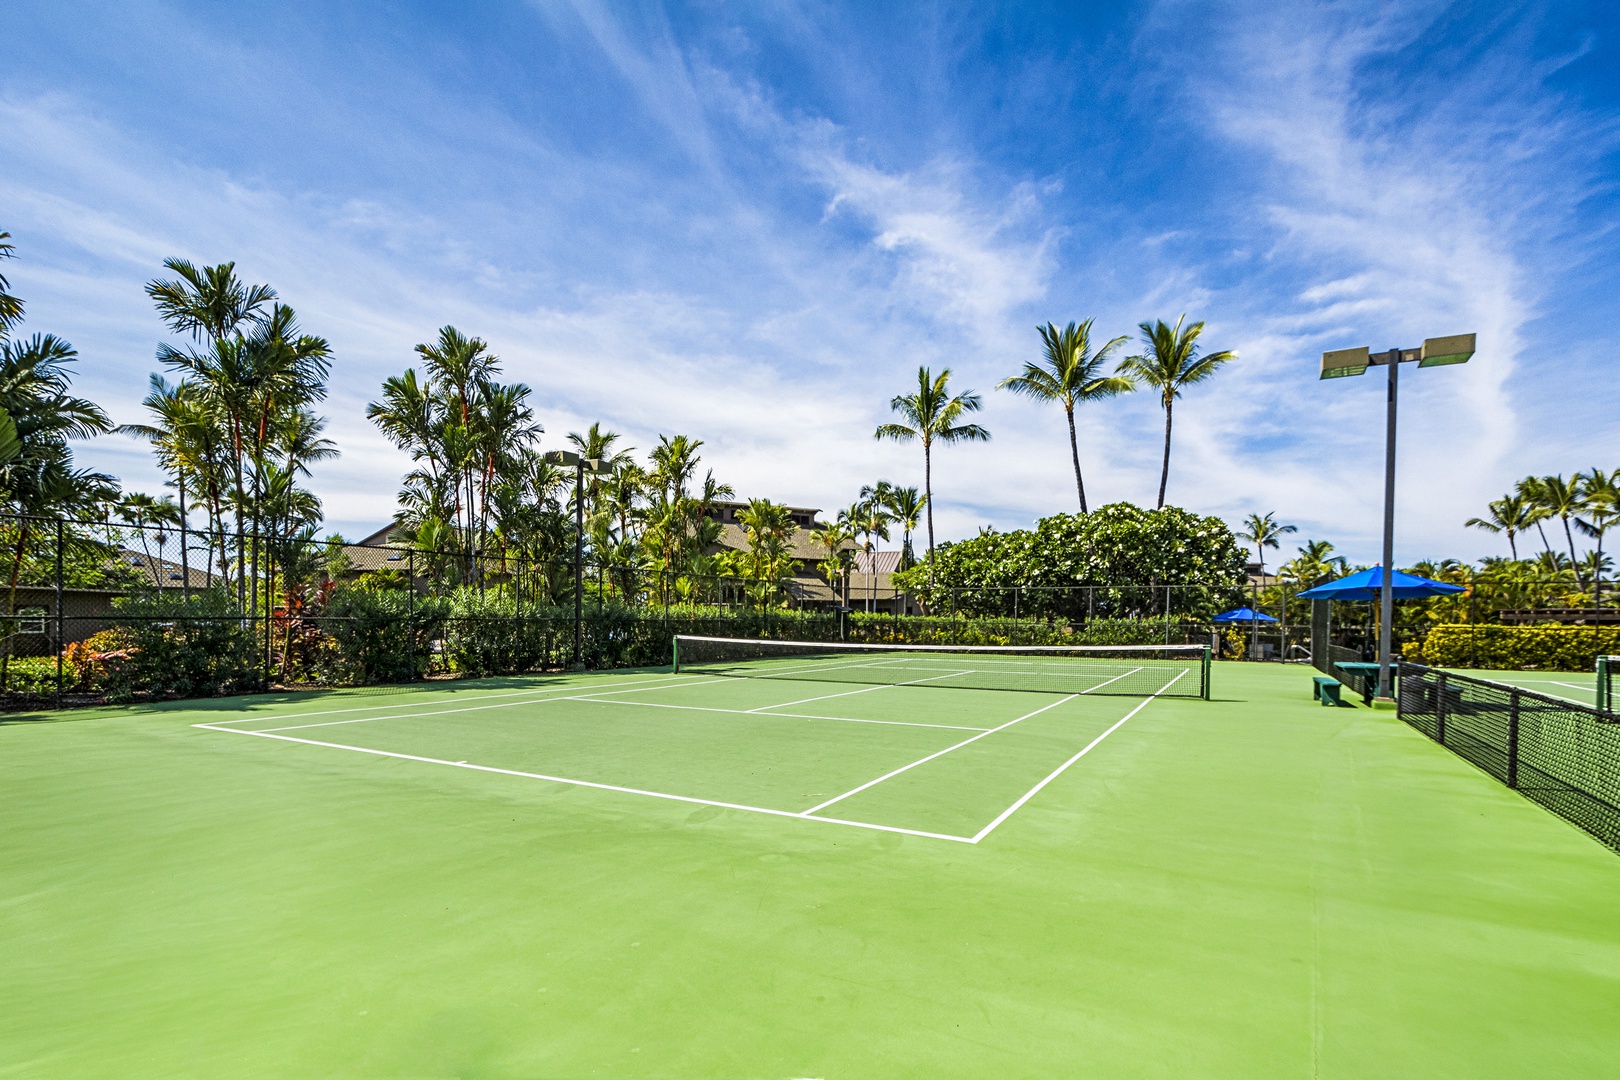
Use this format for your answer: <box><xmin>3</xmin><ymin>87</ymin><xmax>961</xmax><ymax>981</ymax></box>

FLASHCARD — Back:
<box><xmin>1320</xmin><ymin>333</ymin><xmax>1475</xmax><ymax>701</ymax></box>
<box><xmin>546</xmin><ymin>451</ymin><xmax>614</xmax><ymax>668</ymax></box>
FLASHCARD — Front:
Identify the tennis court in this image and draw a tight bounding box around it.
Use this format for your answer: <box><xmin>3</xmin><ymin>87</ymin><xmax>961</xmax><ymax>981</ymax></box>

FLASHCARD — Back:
<box><xmin>5</xmin><ymin>654</ymin><xmax>1620</xmax><ymax>1078</ymax></box>
<box><xmin>193</xmin><ymin>641</ymin><xmax>1205</xmax><ymax>843</ymax></box>
<box><xmin>1445</xmin><ymin>666</ymin><xmax>1604</xmax><ymax>708</ymax></box>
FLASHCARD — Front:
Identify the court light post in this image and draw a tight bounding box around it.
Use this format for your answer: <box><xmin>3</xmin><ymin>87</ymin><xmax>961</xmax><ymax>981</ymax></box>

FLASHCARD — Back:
<box><xmin>547</xmin><ymin>451</ymin><xmax>614</xmax><ymax>668</ymax></box>
<box><xmin>1320</xmin><ymin>333</ymin><xmax>1475</xmax><ymax>702</ymax></box>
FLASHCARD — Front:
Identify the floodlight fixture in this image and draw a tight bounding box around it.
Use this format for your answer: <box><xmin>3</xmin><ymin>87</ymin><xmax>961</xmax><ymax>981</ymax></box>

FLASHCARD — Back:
<box><xmin>1418</xmin><ymin>333</ymin><xmax>1476</xmax><ymax>368</ymax></box>
<box><xmin>1316</xmin><ymin>330</ymin><xmax>1477</xmax><ymax>703</ymax></box>
<box><xmin>1320</xmin><ymin>346</ymin><xmax>1370</xmax><ymax>380</ymax></box>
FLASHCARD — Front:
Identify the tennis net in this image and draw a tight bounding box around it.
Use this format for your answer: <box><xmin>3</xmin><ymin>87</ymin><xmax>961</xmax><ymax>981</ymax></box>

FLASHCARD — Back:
<box><xmin>671</xmin><ymin>636</ymin><xmax>1211</xmax><ymax>699</ymax></box>
<box><xmin>1600</xmin><ymin>656</ymin><xmax>1618</xmax><ymax>713</ymax></box>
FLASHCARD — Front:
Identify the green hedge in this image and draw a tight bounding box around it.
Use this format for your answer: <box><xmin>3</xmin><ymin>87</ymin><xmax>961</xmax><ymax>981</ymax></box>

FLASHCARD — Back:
<box><xmin>1418</xmin><ymin>624</ymin><xmax>1620</xmax><ymax>671</ymax></box>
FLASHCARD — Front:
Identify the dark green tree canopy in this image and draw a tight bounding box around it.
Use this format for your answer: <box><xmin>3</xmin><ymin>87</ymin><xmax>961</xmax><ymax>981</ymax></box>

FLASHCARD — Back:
<box><xmin>894</xmin><ymin>502</ymin><xmax>1248</xmax><ymax>620</ymax></box>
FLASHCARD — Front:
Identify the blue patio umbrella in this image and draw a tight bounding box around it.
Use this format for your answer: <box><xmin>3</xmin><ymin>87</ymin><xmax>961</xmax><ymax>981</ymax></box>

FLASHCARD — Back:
<box><xmin>1295</xmin><ymin>566</ymin><xmax>1464</xmax><ymax>602</ymax></box>
<box><xmin>1213</xmin><ymin>607</ymin><xmax>1279</xmax><ymax>623</ymax></box>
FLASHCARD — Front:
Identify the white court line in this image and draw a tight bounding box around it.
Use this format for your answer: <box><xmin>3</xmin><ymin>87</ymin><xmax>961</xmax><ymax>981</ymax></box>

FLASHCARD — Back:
<box><xmin>970</xmin><ymin>669</ymin><xmax>1187</xmax><ymax>843</ymax></box>
<box><xmin>800</xmin><ymin>694</ymin><xmax>1079</xmax><ymax>816</ymax></box>
<box><xmin>746</xmin><ymin>668</ymin><xmax>976</xmax><ymax>712</ymax></box>
<box><xmin>1548</xmin><ymin>681</ymin><xmax>1597</xmax><ymax>695</ymax></box>
<box><xmin>191</xmin><ymin>722</ymin><xmax>975</xmax><ymax>844</ymax></box>
<box><xmin>256</xmin><ymin>678</ymin><xmax>735</xmax><ymax>732</ymax></box>
<box><xmin>1080</xmin><ymin>666</ymin><xmax>1144</xmax><ymax>694</ymax></box>
<box><xmin>572</xmin><ymin>697</ymin><xmax>989</xmax><ymax>731</ymax></box>
<box><xmin>201</xmin><ymin>672</ymin><xmax>701</xmax><ymax>725</ymax></box>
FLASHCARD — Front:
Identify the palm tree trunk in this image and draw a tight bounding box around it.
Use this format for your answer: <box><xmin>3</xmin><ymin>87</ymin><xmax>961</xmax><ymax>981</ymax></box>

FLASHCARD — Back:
<box><xmin>1562</xmin><ymin>516</ymin><xmax>1582</xmax><ymax>587</ymax></box>
<box><xmin>1157</xmin><ymin>399</ymin><xmax>1174</xmax><ymax>509</ymax></box>
<box><xmin>923</xmin><ymin>440</ymin><xmax>935</xmax><ymax>567</ymax></box>
<box><xmin>1507</xmin><ymin>529</ymin><xmax>1517</xmax><ymax>561</ymax></box>
<box><xmin>1066</xmin><ymin>405</ymin><xmax>1087</xmax><ymax>513</ymax></box>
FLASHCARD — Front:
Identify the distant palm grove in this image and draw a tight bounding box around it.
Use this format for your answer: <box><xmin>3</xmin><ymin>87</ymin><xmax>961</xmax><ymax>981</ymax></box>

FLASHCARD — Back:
<box><xmin>0</xmin><ymin>230</ymin><xmax>1613</xmax><ymax>702</ymax></box>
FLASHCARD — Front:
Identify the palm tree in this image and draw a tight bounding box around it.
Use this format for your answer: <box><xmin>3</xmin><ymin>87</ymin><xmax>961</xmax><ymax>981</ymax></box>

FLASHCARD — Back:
<box><xmin>856</xmin><ymin>484</ymin><xmax>896</xmax><ymax>612</ymax></box>
<box><xmin>875</xmin><ymin>366</ymin><xmax>990</xmax><ymax>566</ymax></box>
<box><xmin>1465</xmin><ymin>493</ymin><xmax>1534</xmax><ymax>560</ymax></box>
<box><xmin>147</xmin><ymin>259</ymin><xmax>276</xmax><ymax>345</ymax></box>
<box><xmin>1278</xmin><ymin>540</ymin><xmax>1347</xmax><ymax>588</ymax></box>
<box><xmin>1576</xmin><ymin>468</ymin><xmax>1618</xmax><ymax>606</ymax></box>
<box><xmin>1236</xmin><ymin>512</ymin><xmax>1298</xmax><ymax>579</ymax></box>
<box><xmin>0</xmin><ymin>232</ymin><xmax>24</xmax><ymax>338</ymax></box>
<box><xmin>1118</xmin><ymin>316</ymin><xmax>1235</xmax><ymax>508</ymax></box>
<box><xmin>840</xmin><ymin>499</ymin><xmax>891</xmax><ymax>613</ymax></box>
<box><xmin>116</xmin><ymin>492</ymin><xmax>183</xmax><ymax>590</ymax></box>
<box><xmin>1514</xmin><ymin>476</ymin><xmax>1555</xmax><ymax>556</ymax></box>
<box><xmin>811</xmin><ymin>520</ymin><xmax>854</xmax><ymax>606</ymax></box>
<box><xmin>1530</xmin><ymin>474</ymin><xmax>1585</xmax><ymax>586</ymax></box>
<box><xmin>883</xmin><ymin>485</ymin><xmax>926</xmax><ymax>569</ymax></box>
<box><xmin>997</xmin><ymin>320</ymin><xmax>1133</xmax><ymax>512</ymax></box>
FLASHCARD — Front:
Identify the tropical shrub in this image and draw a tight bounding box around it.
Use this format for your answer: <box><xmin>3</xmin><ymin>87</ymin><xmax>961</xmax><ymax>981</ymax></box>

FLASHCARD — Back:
<box><xmin>102</xmin><ymin>591</ymin><xmax>258</xmax><ymax>701</ymax></box>
<box><xmin>1418</xmin><ymin>624</ymin><xmax>1620</xmax><ymax>671</ymax></box>
<box><xmin>322</xmin><ymin>585</ymin><xmax>448</xmax><ymax>684</ymax></box>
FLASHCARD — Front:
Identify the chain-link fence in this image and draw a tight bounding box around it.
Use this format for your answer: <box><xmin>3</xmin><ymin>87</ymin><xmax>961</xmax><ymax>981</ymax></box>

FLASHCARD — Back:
<box><xmin>0</xmin><ymin>513</ymin><xmax>1257</xmax><ymax>709</ymax></box>
<box><xmin>1398</xmin><ymin>662</ymin><xmax>1620</xmax><ymax>853</ymax></box>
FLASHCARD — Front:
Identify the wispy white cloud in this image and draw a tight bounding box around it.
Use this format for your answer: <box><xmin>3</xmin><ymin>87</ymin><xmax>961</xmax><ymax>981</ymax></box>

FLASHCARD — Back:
<box><xmin>1120</xmin><ymin>0</ymin><xmax>1616</xmax><ymax>562</ymax></box>
<box><xmin>1</xmin><ymin>1</ymin><xmax>1613</xmax><ymax>565</ymax></box>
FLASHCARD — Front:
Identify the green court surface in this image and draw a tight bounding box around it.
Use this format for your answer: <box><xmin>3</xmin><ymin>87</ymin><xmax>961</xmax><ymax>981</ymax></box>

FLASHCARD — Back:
<box><xmin>3</xmin><ymin>662</ymin><xmax>1619</xmax><ymax>1078</ymax></box>
<box><xmin>1442</xmin><ymin>666</ymin><xmax>1603</xmax><ymax>708</ymax></box>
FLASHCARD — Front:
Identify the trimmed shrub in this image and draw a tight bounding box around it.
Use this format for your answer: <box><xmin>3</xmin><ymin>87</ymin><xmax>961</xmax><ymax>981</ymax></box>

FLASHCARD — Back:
<box><xmin>103</xmin><ymin>591</ymin><xmax>258</xmax><ymax>701</ymax></box>
<box><xmin>1420</xmin><ymin>624</ymin><xmax>1620</xmax><ymax>671</ymax></box>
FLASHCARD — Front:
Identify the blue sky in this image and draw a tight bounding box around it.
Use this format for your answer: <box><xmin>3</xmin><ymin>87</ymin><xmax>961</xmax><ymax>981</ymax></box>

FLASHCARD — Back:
<box><xmin>2</xmin><ymin>0</ymin><xmax>1616</xmax><ymax>564</ymax></box>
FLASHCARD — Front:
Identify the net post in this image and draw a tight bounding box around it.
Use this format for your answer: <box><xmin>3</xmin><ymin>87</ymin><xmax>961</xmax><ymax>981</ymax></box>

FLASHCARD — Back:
<box><xmin>672</xmin><ymin>634</ymin><xmax>680</xmax><ymax>674</ymax></box>
<box><xmin>1201</xmin><ymin>644</ymin><xmax>1211</xmax><ymax>700</ymax></box>
<box><xmin>1506</xmin><ymin>687</ymin><xmax>1519</xmax><ymax>789</ymax></box>
<box><xmin>1435</xmin><ymin>670</ymin><xmax>1448</xmax><ymax>745</ymax></box>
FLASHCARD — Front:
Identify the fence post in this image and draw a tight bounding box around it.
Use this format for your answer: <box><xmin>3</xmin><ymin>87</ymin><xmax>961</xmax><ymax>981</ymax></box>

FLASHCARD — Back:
<box><xmin>407</xmin><ymin>548</ymin><xmax>416</xmax><ymax>680</ymax></box>
<box><xmin>178</xmin><ymin>472</ymin><xmax>191</xmax><ymax>602</ymax></box>
<box><xmin>1435</xmin><ymin>670</ymin><xmax>1448</xmax><ymax>745</ymax></box>
<box><xmin>1507</xmin><ymin>688</ymin><xmax>1520</xmax><ymax>789</ymax></box>
<box><xmin>54</xmin><ymin>518</ymin><xmax>64</xmax><ymax>707</ymax></box>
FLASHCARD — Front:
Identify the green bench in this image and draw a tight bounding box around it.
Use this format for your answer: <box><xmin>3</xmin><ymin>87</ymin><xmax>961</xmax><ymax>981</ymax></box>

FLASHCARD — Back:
<box><xmin>1312</xmin><ymin>676</ymin><xmax>1343</xmax><ymax>706</ymax></box>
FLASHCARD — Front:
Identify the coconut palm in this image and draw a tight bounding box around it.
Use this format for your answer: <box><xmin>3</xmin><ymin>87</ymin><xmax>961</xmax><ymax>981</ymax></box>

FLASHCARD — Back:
<box><xmin>1465</xmin><ymin>493</ymin><xmax>1534</xmax><ymax>560</ymax></box>
<box><xmin>811</xmin><ymin>519</ymin><xmax>854</xmax><ymax>606</ymax></box>
<box><xmin>1513</xmin><ymin>476</ymin><xmax>1555</xmax><ymax>555</ymax></box>
<box><xmin>1529</xmin><ymin>474</ymin><xmax>1585</xmax><ymax>585</ymax></box>
<box><xmin>883</xmin><ymin>485</ymin><xmax>926</xmax><ymax>569</ymax></box>
<box><xmin>840</xmin><ymin>498</ymin><xmax>891</xmax><ymax>612</ymax></box>
<box><xmin>1117</xmin><ymin>316</ymin><xmax>1235</xmax><ymax>508</ymax></box>
<box><xmin>875</xmin><ymin>367</ymin><xmax>989</xmax><ymax>565</ymax></box>
<box><xmin>997</xmin><ymin>320</ymin><xmax>1133</xmax><ymax>512</ymax></box>
<box><xmin>1576</xmin><ymin>468</ymin><xmax>1619</xmax><ymax>605</ymax></box>
<box><xmin>1236</xmin><ymin>512</ymin><xmax>1298</xmax><ymax>579</ymax></box>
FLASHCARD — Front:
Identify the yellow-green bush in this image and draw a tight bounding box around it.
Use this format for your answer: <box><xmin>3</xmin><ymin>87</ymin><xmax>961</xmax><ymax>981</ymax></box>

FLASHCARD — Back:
<box><xmin>1420</xmin><ymin>624</ymin><xmax>1619</xmax><ymax>671</ymax></box>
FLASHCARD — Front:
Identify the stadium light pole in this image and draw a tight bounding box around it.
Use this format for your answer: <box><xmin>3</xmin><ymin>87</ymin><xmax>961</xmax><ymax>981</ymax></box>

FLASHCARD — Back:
<box><xmin>547</xmin><ymin>451</ymin><xmax>614</xmax><ymax>668</ymax></box>
<box><xmin>1320</xmin><ymin>333</ymin><xmax>1475</xmax><ymax>702</ymax></box>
